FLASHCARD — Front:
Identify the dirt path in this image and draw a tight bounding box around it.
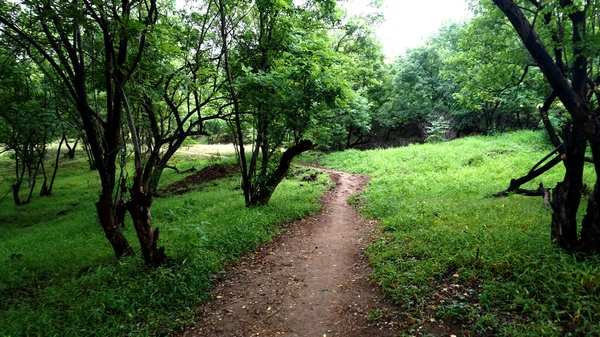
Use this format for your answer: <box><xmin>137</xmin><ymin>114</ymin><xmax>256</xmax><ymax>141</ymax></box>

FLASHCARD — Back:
<box><xmin>180</xmin><ymin>169</ymin><xmax>399</xmax><ymax>337</ymax></box>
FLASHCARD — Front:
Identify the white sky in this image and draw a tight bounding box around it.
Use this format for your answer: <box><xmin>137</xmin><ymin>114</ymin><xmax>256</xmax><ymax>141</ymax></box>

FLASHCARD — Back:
<box><xmin>175</xmin><ymin>0</ymin><xmax>472</xmax><ymax>59</ymax></box>
<box><xmin>341</xmin><ymin>0</ymin><xmax>471</xmax><ymax>59</ymax></box>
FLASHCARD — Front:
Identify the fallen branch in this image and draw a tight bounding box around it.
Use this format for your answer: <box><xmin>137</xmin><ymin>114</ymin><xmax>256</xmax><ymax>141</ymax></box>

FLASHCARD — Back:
<box><xmin>495</xmin><ymin>183</ymin><xmax>550</xmax><ymax>209</ymax></box>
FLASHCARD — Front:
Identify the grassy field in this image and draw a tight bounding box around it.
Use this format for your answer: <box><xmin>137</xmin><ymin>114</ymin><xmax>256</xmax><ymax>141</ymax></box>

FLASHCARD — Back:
<box><xmin>306</xmin><ymin>130</ymin><xmax>600</xmax><ymax>336</ymax></box>
<box><xmin>0</xmin><ymin>149</ymin><xmax>328</xmax><ymax>336</ymax></box>
<box><xmin>3</xmin><ymin>132</ymin><xmax>599</xmax><ymax>336</ymax></box>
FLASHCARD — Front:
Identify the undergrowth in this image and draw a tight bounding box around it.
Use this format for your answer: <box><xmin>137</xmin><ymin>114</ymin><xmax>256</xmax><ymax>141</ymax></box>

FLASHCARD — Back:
<box><xmin>304</xmin><ymin>130</ymin><xmax>600</xmax><ymax>336</ymax></box>
<box><xmin>0</xmin><ymin>151</ymin><xmax>327</xmax><ymax>336</ymax></box>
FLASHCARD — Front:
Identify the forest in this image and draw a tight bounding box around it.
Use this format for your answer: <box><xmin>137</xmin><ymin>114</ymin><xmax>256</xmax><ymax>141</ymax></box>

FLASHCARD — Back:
<box><xmin>1</xmin><ymin>0</ymin><xmax>600</xmax><ymax>335</ymax></box>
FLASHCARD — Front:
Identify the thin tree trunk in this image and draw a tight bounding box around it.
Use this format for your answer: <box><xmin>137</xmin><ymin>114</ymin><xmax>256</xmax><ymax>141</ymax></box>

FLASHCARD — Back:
<box><xmin>540</xmin><ymin>91</ymin><xmax>561</xmax><ymax>147</ymax></box>
<box><xmin>115</xmin><ymin>175</ymin><xmax>128</xmax><ymax>228</ymax></box>
<box><xmin>23</xmin><ymin>142</ymin><xmax>46</xmax><ymax>204</ymax></box>
<box><xmin>41</xmin><ymin>136</ymin><xmax>64</xmax><ymax>196</ymax></box>
<box><xmin>219</xmin><ymin>0</ymin><xmax>250</xmax><ymax>204</ymax></box>
<box><xmin>81</xmin><ymin>135</ymin><xmax>97</xmax><ymax>170</ymax></box>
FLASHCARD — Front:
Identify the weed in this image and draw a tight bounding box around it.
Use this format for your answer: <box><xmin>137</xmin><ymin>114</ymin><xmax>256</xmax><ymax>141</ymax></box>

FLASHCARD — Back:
<box><xmin>367</xmin><ymin>308</ymin><xmax>383</xmax><ymax>323</ymax></box>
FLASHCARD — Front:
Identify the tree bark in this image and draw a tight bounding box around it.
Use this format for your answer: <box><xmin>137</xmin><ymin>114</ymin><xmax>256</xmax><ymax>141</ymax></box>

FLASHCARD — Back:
<box><xmin>249</xmin><ymin>140</ymin><xmax>315</xmax><ymax>206</ymax></box>
<box><xmin>219</xmin><ymin>0</ymin><xmax>250</xmax><ymax>205</ymax></box>
<box><xmin>96</xmin><ymin>192</ymin><xmax>135</xmax><ymax>258</ymax></box>
<box><xmin>12</xmin><ymin>182</ymin><xmax>22</xmax><ymax>206</ymax></box>
<box><xmin>539</xmin><ymin>91</ymin><xmax>561</xmax><ymax>148</ymax></box>
<box><xmin>127</xmin><ymin>168</ymin><xmax>167</xmax><ymax>266</ymax></box>
<box><xmin>41</xmin><ymin>136</ymin><xmax>64</xmax><ymax>196</ymax></box>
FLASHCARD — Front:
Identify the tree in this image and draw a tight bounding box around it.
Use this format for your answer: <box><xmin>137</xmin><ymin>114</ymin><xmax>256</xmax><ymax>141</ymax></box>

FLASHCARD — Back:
<box><xmin>0</xmin><ymin>0</ymin><xmax>158</xmax><ymax>260</ymax></box>
<box><xmin>382</xmin><ymin>45</ymin><xmax>458</xmax><ymax>138</ymax></box>
<box><xmin>121</xmin><ymin>1</ymin><xmax>231</xmax><ymax>265</ymax></box>
<box><xmin>0</xmin><ymin>39</ymin><xmax>70</xmax><ymax>204</ymax></box>
<box><xmin>324</xmin><ymin>13</ymin><xmax>387</xmax><ymax>150</ymax></box>
<box><xmin>443</xmin><ymin>11</ymin><xmax>548</xmax><ymax>133</ymax></box>
<box><xmin>493</xmin><ymin>0</ymin><xmax>600</xmax><ymax>254</ymax></box>
<box><xmin>219</xmin><ymin>0</ymin><xmax>342</xmax><ymax>206</ymax></box>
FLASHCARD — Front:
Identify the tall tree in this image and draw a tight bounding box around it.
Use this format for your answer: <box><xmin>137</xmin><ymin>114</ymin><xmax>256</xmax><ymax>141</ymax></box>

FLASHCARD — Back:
<box><xmin>219</xmin><ymin>0</ymin><xmax>341</xmax><ymax>206</ymax></box>
<box><xmin>443</xmin><ymin>16</ymin><xmax>546</xmax><ymax>132</ymax></box>
<box><xmin>325</xmin><ymin>14</ymin><xmax>387</xmax><ymax>150</ymax></box>
<box><xmin>383</xmin><ymin>46</ymin><xmax>458</xmax><ymax>133</ymax></box>
<box><xmin>0</xmin><ymin>52</ymin><xmax>57</xmax><ymax>205</ymax></box>
<box><xmin>122</xmin><ymin>1</ymin><xmax>230</xmax><ymax>265</ymax></box>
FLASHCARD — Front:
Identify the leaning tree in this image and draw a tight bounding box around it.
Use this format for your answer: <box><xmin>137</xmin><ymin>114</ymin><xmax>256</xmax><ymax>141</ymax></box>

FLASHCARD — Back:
<box><xmin>219</xmin><ymin>0</ymin><xmax>343</xmax><ymax>206</ymax></box>
<box><xmin>492</xmin><ymin>0</ymin><xmax>600</xmax><ymax>253</ymax></box>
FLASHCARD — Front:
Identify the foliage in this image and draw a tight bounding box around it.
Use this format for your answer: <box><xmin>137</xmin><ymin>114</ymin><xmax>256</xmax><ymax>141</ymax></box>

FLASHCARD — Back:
<box><xmin>385</xmin><ymin>46</ymin><xmax>458</xmax><ymax>126</ymax></box>
<box><xmin>443</xmin><ymin>13</ymin><xmax>547</xmax><ymax>132</ymax></box>
<box><xmin>375</xmin><ymin>12</ymin><xmax>552</xmax><ymax>142</ymax></box>
<box><xmin>311</xmin><ymin>130</ymin><xmax>600</xmax><ymax>336</ymax></box>
<box><xmin>316</xmin><ymin>12</ymin><xmax>388</xmax><ymax>150</ymax></box>
<box><xmin>0</xmin><ymin>151</ymin><xmax>327</xmax><ymax>335</ymax></box>
<box><xmin>221</xmin><ymin>0</ymin><xmax>346</xmax><ymax>205</ymax></box>
<box><xmin>0</xmin><ymin>51</ymin><xmax>60</xmax><ymax>204</ymax></box>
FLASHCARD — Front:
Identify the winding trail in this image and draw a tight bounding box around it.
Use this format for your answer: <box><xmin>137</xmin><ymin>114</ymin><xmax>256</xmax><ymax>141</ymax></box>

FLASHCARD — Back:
<box><xmin>180</xmin><ymin>169</ymin><xmax>399</xmax><ymax>337</ymax></box>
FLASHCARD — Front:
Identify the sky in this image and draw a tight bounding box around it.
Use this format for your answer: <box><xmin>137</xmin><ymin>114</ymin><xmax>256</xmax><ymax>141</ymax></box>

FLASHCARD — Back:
<box><xmin>175</xmin><ymin>0</ymin><xmax>472</xmax><ymax>59</ymax></box>
<box><xmin>340</xmin><ymin>0</ymin><xmax>471</xmax><ymax>59</ymax></box>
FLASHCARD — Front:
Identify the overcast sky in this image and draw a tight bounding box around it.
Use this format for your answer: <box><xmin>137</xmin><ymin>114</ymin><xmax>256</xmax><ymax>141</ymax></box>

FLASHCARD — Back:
<box><xmin>175</xmin><ymin>0</ymin><xmax>471</xmax><ymax>59</ymax></box>
<box><xmin>341</xmin><ymin>0</ymin><xmax>471</xmax><ymax>59</ymax></box>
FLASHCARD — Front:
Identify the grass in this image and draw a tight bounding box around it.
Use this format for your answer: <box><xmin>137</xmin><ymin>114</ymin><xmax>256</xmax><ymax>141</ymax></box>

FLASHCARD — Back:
<box><xmin>302</xmin><ymin>130</ymin><xmax>600</xmax><ymax>336</ymax></box>
<box><xmin>0</xmin><ymin>149</ymin><xmax>328</xmax><ymax>336</ymax></box>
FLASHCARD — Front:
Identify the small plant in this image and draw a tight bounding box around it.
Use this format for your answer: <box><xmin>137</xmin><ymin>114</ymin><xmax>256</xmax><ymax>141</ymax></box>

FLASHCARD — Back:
<box><xmin>421</xmin><ymin>114</ymin><xmax>456</xmax><ymax>143</ymax></box>
<box><xmin>367</xmin><ymin>308</ymin><xmax>383</xmax><ymax>323</ymax></box>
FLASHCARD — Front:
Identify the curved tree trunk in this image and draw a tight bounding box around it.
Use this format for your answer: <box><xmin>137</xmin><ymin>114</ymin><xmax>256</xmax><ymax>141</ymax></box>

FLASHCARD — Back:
<box><xmin>248</xmin><ymin>140</ymin><xmax>315</xmax><ymax>206</ymax></box>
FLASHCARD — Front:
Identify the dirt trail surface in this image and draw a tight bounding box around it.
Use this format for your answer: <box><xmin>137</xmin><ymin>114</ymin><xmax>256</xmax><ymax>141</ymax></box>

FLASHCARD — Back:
<box><xmin>180</xmin><ymin>169</ymin><xmax>400</xmax><ymax>337</ymax></box>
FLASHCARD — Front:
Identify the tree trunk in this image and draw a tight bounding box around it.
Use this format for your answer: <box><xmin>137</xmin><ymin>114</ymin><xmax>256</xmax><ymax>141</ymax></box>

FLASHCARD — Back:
<box><xmin>41</xmin><ymin>136</ymin><xmax>64</xmax><ymax>196</ymax></box>
<box><xmin>580</xmin><ymin>184</ymin><xmax>600</xmax><ymax>254</ymax></box>
<box><xmin>550</xmin><ymin>121</ymin><xmax>587</xmax><ymax>250</ymax></box>
<box><xmin>115</xmin><ymin>176</ymin><xmax>128</xmax><ymax>228</ymax></box>
<box><xmin>96</xmin><ymin>192</ymin><xmax>135</xmax><ymax>258</ymax></box>
<box><xmin>249</xmin><ymin>140</ymin><xmax>315</xmax><ymax>206</ymax></box>
<box><xmin>64</xmin><ymin>135</ymin><xmax>78</xmax><ymax>160</ymax></box>
<box><xmin>127</xmin><ymin>169</ymin><xmax>167</xmax><ymax>266</ymax></box>
<box><xmin>12</xmin><ymin>182</ymin><xmax>22</xmax><ymax>206</ymax></box>
<box><xmin>81</xmin><ymin>135</ymin><xmax>97</xmax><ymax>171</ymax></box>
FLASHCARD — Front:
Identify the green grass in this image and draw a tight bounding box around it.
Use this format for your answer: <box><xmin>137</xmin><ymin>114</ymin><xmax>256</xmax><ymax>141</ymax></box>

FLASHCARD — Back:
<box><xmin>0</xmin><ymin>151</ymin><xmax>328</xmax><ymax>336</ymax></box>
<box><xmin>305</xmin><ymin>130</ymin><xmax>600</xmax><ymax>336</ymax></box>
